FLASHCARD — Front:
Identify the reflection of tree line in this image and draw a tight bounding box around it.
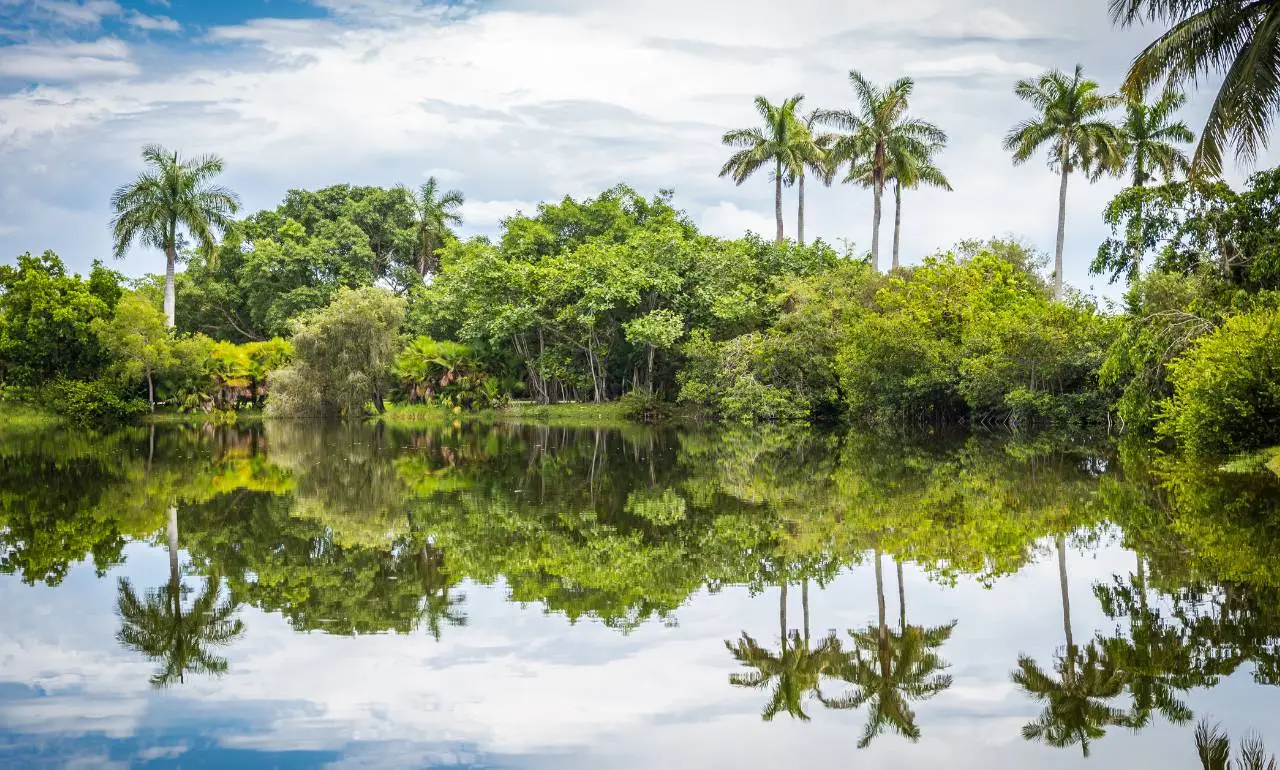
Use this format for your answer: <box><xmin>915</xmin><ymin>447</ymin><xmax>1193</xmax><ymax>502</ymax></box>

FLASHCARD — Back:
<box><xmin>2</xmin><ymin>422</ymin><xmax>1280</xmax><ymax>755</ymax></box>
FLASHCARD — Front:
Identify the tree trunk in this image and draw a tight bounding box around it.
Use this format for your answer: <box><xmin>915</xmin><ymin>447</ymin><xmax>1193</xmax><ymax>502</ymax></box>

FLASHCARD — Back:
<box><xmin>167</xmin><ymin>505</ymin><xmax>181</xmax><ymax>599</ymax></box>
<box><xmin>797</xmin><ymin>171</ymin><xmax>806</xmax><ymax>247</ymax></box>
<box><xmin>646</xmin><ymin>345</ymin><xmax>655</xmax><ymax>393</ymax></box>
<box><xmin>147</xmin><ymin>369</ymin><xmax>155</xmax><ymax>413</ymax></box>
<box><xmin>1054</xmin><ymin>167</ymin><xmax>1069</xmax><ymax>301</ymax></box>
<box><xmin>372</xmin><ymin>390</ymin><xmax>386</xmax><ymax>414</ymax></box>
<box><xmin>892</xmin><ymin>180</ymin><xmax>903</xmax><ymax>270</ymax></box>
<box><xmin>1057</xmin><ymin>534</ymin><xmax>1073</xmax><ymax>653</ymax></box>
<box><xmin>896</xmin><ymin>558</ymin><xmax>906</xmax><ymax>632</ymax></box>
<box><xmin>164</xmin><ymin>244</ymin><xmax>178</xmax><ymax>328</ymax></box>
<box><xmin>871</xmin><ymin>179</ymin><xmax>883</xmax><ymax>273</ymax></box>
<box><xmin>779</xmin><ymin>580</ymin><xmax>788</xmax><ymax>650</ymax></box>
<box><xmin>874</xmin><ymin>547</ymin><xmax>886</xmax><ymax>640</ymax></box>
<box><xmin>802</xmin><ymin>579</ymin><xmax>810</xmax><ymax>646</ymax></box>
<box><xmin>774</xmin><ymin>159</ymin><xmax>785</xmax><ymax>246</ymax></box>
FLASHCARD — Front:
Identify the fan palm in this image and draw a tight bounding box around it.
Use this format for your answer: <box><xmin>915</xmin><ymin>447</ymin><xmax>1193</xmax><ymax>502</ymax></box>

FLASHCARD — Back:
<box><xmin>1111</xmin><ymin>0</ymin><xmax>1280</xmax><ymax>178</ymax></box>
<box><xmin>1003</xmin><ymin>65</ymin><xmax>1125</xmax><ymax>300</ymax></box>
<box><xmin>110</xmin><ymin>144</ymin><xmax>240</xmax><ymax>327</ymax></box>
<box><xmin>845</xmin><ymin>141</ymin><xmax>951</xmax><ymax>269</ymax></box>
<box><xmin>406</xmin><ymin>176</ymin><xmax>464</xmax><ymax>279</ymax></box>
<box><xmin>720</xmin><ymin>95</ymin><xmax>814</xmax><ymax>245</ymax></box>
<box><xmin>817</xmin><ymin>71</ymin><xmax>947</xmax><ymax>272</ymax></box>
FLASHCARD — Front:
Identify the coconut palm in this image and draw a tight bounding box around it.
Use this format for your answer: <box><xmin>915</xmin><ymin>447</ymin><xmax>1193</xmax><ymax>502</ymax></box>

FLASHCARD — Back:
<box><xmin>1003</xmin><ymin>65</ymin><xmax>1125</xmax><ymax>300</ymax></box>
<box><xmin>821</xmin><ymin>549</ymin><xmax>955</xmax><ymax>746</ymax></box>
<box><xmin>785</xmin><ymin>109</ymin><xmax>838</xmax><ymax>247</ymax></box>
<box><xmin>1122</xmin><ymin>89</ymin><xmax>1195</xmax><ymax>187</ymax></box>
<box><xmin>407</xmin><ymin>176</ymin><xmax>465</xmax><ymax>279</ymax></box>
<box><xmin>1111</xmin><ymin>0</ymin><xmax>1280</xmax><ymax>178</ymax></box>
<box><xmin>720</xmin><ymin>95</ymin><xmax>815</xmax><ymax>245</ymax></box>
<box><xmin>1195</xmin><ymin>719</ymin><xmax>1278</xmax><ymax>770</ymax></box>
<box><xmin>110</xmin><ymin>144</ymin><xmax>240</xmax><ymax>328</ymax></box>
<box><xmin>817</xmin><ymin>71</ymin><xmax>947</xmax><ymax>272</ymax></box>
<box><xmin>845</xmin><ymin>142</ymin><xmax>951</xmax><ymax>270</ymax></box>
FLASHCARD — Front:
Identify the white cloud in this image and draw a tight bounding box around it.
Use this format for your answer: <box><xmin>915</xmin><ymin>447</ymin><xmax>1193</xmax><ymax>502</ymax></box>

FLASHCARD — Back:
<box><xmin>30</xmin><ymin>0</ymin><xmax>121</xmax><ymax>26</ymax></box>
<box><xmin>0</xmin><ymin>37</ymin><xmax>136</xmax><ymax>80</ymax></box>
<box><xmin>699</xmin><ymin>201</ymin><xmax>776</xmax><ymax>240</ymax></box>
<box><xmin>126</xmin><ymin>10</ymin><xmax>179</xmax><ymax>32</ymax></box>
<box><xmin>464</xmin><ymin>199</ymin><xmax>539</xmax><ymax>227</ymax></box>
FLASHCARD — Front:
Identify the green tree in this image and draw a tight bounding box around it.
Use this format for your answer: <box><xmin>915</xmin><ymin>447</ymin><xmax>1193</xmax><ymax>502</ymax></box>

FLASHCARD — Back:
<box><xmin>817</xmin><ymin>71</ymin><xmax>947</xmax><ymax>272</ymax></box>
<box><xmin>1122</xmin><ymin>89</ymin><xmax>1195</xmax><ymax>188</ymax></box>
<box><xmin>720</xmin><ymin>95</ymin><xmax>812</xmax><ymax>245</ymax></box>
<box><xmin>1004</xmin><ymin>65</ymin><xmax>1125</xmax><ymax>299</ymax></box>
<box><xmin>92</xmin><ymin>292</ymin><xmax>175</xmax><ymax>412</ymax></box>
<box><xmin>267</xmin><ymin>286</ymin><xmax>406</xmax><ymax>417</ymax></box>
<box><xmin>622</xmin><ymin>309</ymin><xmax>684</xmax><ymax>393</ymax></box>
<box><xmin>845</xmin><ymin>141</ymin><xmax>952</xmax><ymax>270</ymax></box>
<box><xmin>406</xmin><ymin>177</ymin><xmax>465</xmax><ymax>279</ymax></box>
<box><xmin>116</xmin><ymin>571</ymin><xmax>244</xmax><ymax>687</ymax></box>
<box><xmin>110</xmin><ymin>144</ymin><xmax>240</xmax><ymax>328</ymax></box>
<box><xmin>1111</xmin><ymin>0</ymin><xmax>1280</xmax><ymax>177</ymax></box>
<box><xmin>1194</xmin><ymin>719</ymin><xmax>1278</xmax><ymax>770</ymax></box>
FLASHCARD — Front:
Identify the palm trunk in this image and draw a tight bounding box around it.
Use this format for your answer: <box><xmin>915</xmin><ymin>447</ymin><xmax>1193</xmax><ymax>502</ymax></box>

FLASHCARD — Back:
<box><xmin>892</xmin><ymin>180</ymin><xmax>903</xmax><ymax>270</ymax></box>
<box><xmin>779</xmin><ymin>581</ymin><xmax>788</xmax><ymax>650</ymax></box>
<box><xmin>871</xmin><ymin>180</ymin><xmax>883</xmax><ymax>273</ymax></box>
<box><xmin>1057</xmin><ymin>534</ymin><xmax>1073</xmax><ymax>653</ymax></box>
<box><xmin>147</xmin><ymin>369</ymin><xmax>155</xmax><ymax>412</ymax></box>
<box><xmin>774</xmin><ymin>160</ymin><xmax>785</xmax><ymax>246</ymax></box>
<box><xmin>802</xmin><ymin>579</ymin><xmax>810</xmax><ymax>646</ymax></box>
<box><xmin>1054</xmin><ymin>167</ymin><xmax>1069</xmax><ymax>301</ymax></box>
<box><xmin>896</xmin><ymin>558</ymin><xmax>906</xmax><ymax>632</ymax></box>
<box><xmin>167</xmin><ymin>505</ymin><xmax>181</xmax><ymax>599</ymax></box>
<box><xmin>164</xmin><ymin>244</ymin><xmax>178</xmax><ymax>328</ymax></box>
<box><xmin>797</xmin><ymin>171</ymin><xmax>806</xmax><ymax>247</ymax></box>
<box><xmin>874</xmin><ymin>548</ymin><xmax>886</xmax><ymax>641</ymax></box>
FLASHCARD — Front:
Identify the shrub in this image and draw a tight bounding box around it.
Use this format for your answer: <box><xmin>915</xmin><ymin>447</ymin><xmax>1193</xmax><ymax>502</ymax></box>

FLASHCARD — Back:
<box><xmin>618</xmin><ymin>389</ymin><xmax>675</xmax><ymax>424</ymax></box>
<box><xmin>42</xmin><ymin>378</ymin><xmax>147</xmax><ymax>428</ymax></box>
<box><xmin>1160</xmin><ymin>308</ymin><xmax>1280</xmax><ymax>456</ymax></box>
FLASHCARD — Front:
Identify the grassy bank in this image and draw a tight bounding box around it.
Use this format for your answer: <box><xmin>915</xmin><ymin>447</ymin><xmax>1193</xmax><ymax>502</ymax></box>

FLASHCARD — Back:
<box><xmin>0</xmin><ymin>403</ymin><xmax>61</xmax><ymax>435</ymax></box>
<box><xmin>141</xmin><ymin>408</ymin><xmax>264</xmax><ymax>426</ymax></box>
<box><xmin>380</xmin><ymin>401</ymin><xmax>635</xmax><ymax>429</ymax></box>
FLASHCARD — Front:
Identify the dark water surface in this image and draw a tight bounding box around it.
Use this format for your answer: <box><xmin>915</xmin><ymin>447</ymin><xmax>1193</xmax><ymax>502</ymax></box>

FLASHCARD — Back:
<box><xmin>2</xmin><ymin>421</ymin><xmax>1279</xmax><ymax>769</ymax></box>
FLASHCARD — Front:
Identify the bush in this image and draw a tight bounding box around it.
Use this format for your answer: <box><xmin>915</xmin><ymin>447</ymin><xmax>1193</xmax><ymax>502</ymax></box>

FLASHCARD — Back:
<box><xmin>41</xmin><ymin>378</ymin><xmax>147</xmax><ymax>428</ymax></box>
<box><xmin>1160</xmin><ymin>308</ymin><xmax>1280</xmax><ymax>456</ymax></box>
<box><xmin>618</xmin><ymin>389</ymin><xmax>675</xmax><ymax>424</ymax></box>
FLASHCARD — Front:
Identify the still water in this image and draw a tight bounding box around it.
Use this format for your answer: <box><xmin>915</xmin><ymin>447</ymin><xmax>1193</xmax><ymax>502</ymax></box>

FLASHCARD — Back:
<box><xmin>2</xmin><ymin>420</ymin><xmax>1279</xmax><ymax>768</ymax></box>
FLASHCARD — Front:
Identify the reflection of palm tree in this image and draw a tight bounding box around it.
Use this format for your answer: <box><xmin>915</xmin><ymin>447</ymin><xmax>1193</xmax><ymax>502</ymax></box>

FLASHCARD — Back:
<box><xmin>417</xmin><ymin>544</ymin><xmax>467</xmax><ymax>641</ymax></box>
<box><xmin>1195</xmin><ymin>718</ymin><xmax>1277</xmax><ymax>770</ymax></box>
<box><xmin>726</xmin><ymin>629</ymin><xmax>843</xmax><ymax>721</ymax></box>
<box><xmin>116</xmin><ymin>504</ymin><xmax>243</xmax><ymax>686</ymax></box>
<box><xmin>1013</xmin><ymin>536</ymin><xmax>1131</xmax><ymax>755</ymax></box>
<box><xmin>116</xmin><ymin>572</ymin><xmax>244</xmax><ymax>687</ymax></box>
<box><xmin>823</xmin><ymin>550</ymin><xmax>955</xmax><ymax>747</ymax></box>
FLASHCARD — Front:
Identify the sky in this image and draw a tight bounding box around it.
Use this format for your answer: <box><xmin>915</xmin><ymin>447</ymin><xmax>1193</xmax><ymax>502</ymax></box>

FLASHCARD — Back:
<box><xmin>0</xmin><ymin>0</ymin><xmax>1271</xmax><ymax>300</ymax></box>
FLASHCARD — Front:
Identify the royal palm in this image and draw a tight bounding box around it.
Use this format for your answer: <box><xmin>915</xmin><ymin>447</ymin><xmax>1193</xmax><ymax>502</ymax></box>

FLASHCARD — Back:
<box><xmin>1122</xmin><ymin>90</ymin><xmax>1194</xmax><ymax>188</ymax></box>
<box><xmin>720</xmin><ymin>95</ymin><xmax>817</xmax><ymax>245</ymax></box>
<box><xmin>1112</xmin><ymin>0</ymin><xmax>1280</xmax><ymax>177</ymax></box>
<box><xmin>110</xmin><ymin>144</ymin><xmax>240</xmax><ymax>328</ymax></box>
<box><xmin>786</xmin><ymin>109</ymin><xmax>838</xmax><ymax>247</ymax></box>
<box><xmin>818</xmin><ymin>71</ymin><xmax>946</xmax><ymax>272</ymax></box>
<box><xmin>1004</xmin><ymin>65</ymin><xmax>1124</xmax><ymax>300</ymax></box>
<box><xmin>845</xmin><ymin>142</ymin><xmax>951</xmax><ymax>270</ymax></box>
<box><xmin>407</xmin><ymin>176</ymin><xmax>464</xmax><ymax>279</ymax></box>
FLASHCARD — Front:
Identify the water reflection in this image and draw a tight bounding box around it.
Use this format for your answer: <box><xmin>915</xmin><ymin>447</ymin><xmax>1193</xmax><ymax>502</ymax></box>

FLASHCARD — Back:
<box><xmin>1</xmin><ymin>421</ymin><xmax>1280</xmax><ymax>766</ymax></box>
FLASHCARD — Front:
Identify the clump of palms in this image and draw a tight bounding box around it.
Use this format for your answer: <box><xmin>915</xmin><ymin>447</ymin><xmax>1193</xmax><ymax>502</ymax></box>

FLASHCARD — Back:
<box><xmin>1111</xmin><ymin>0</ymin><xmax>1280</xmax><ymax>177</ymax></box>
<box><xmin>110</xmin><ymin>144</ymin><xmax>240</xmax><ymax>328</ymax></box>
<box><xmin>405</xmin><ymin>176</ymin><xmax>464</xmax><ymax>279</ymax></box>
<box><xmin>1196</xmin><ymin>719</ymin><xmax>1278</xmax><ymax>770</ymax></box>
<box><xmin>720</xmin><ymin>95</ymin><xmax>821</xmax><ymax>245</ymax></box>
<box><xmin>817</xmin><ymin>71</ymin><xmax>947</xmax><ymax>272</ymax></box>
<box><xmin>1004</xmin><ymin>64</ymin><xmax>1125</xmax><ymax>300</ymax></box>
<box><xmin>785</xmin><ymin>108</ymin><xmax>838</xmax><ymax>247</ymax></box>
<box><xmin>844</xmin><ymin>142</ymin><xmax>951</xmax><ymax>270</ymax></box>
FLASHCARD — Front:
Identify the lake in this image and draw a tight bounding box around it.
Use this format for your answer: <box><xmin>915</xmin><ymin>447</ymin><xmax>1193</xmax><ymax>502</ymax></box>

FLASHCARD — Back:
<box><xmin>2</xmin><ymin>420</ymin><xmax>1279</xmax><ymax>769</ymax></box>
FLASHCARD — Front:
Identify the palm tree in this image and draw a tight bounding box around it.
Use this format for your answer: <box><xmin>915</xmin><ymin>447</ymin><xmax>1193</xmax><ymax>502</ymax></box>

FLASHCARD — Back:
<box><xmin>845</xmin><ymin>142</ymin><xmax>951</xmax><ymax>270</ymax></box>
<box><xmin>1122</xmin><ymin>89</ymin><xmax>1195</xmax><ymax>188</ymax></box>
<box><xmin>785</xmin><ymin>109</ymin><xmax>838</xmax><ymax>247</ymax></box>
<box><xmin>725</xmin><ymin>629</ymin><xmax>844</xmax><ymax>721</ymax></box>
<box><xmin>821</xmin><ymin>550</ymin><xmax>955</xmax><ymax>747</ymax></box>
<box><xmin>116</xmin><ymin>571</ymin><xmax>244</xmax><ymax>687</ymax></box>
<box><xmin>1195</xmin><ymin>719</ymin><xmax>1278</xmax><ymax>770</ymax></box>
<box><xmin>817</xmin><ymin>71</ymin><xmax>947</xmax><ymax>272</ymax></box>
<box><xmin>110</xmin><ymin>144</ymin><xmax>240</xmax><ymax>328</ymax></box>
<box><xmin>1003</xmin><ymin>65</ymin><xmax>1125</xmax><ymax>300</ymax></box>
<box><xmin>407</xmin><ymin>177</ymin><xmax>464</xmax><ymax>279</ymax></box>
<box><xmin>720</xmin><ymin>95</ymin><xmax>812</xmax><ymax>245</ymax></box>
<box><xmin>1111</xmin><ymin>0</ymin><xmax>1280</xmax><ymax>178</ymax></box>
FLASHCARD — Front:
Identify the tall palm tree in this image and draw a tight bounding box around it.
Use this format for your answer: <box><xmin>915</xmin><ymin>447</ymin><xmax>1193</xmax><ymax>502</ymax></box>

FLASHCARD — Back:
<box><xmin>1122</xmin><ymin>89</ymin><xmax>1195</xmax><ymax>187</ymax></box>
<box><xmin>406</xmin><ymin>177</ymin><xmax>464</xmax><ymax>279</ymax></box>
<box><xmin>785</xmin><ymin>109</ymin><xmax>838</xmax><ymax>247</ymax></box>
<box><xmin>821</xmin><ymin>549</ymin><xmax>955</xmax><ymax>747</ymax></box>
<box><xmin>817</xmin><ymin>71</ymin><xmax>947</xmax><ymax>272</ymax></box>
<box><xmin>1111</xmin><ymin>0</ymin><xmax>1280</xmax><ymax>178</ymax></box>
<box><xmin>725</xmin><ymin>629</ymin><xmax>844</xmax><ymax>721</ymax></box>
<box><xmin>720</xmin><ymin>94</ymin><xmax>813</xmax><ymax>246</ymax></box>
<box><xmin>1195</xmin><ymin>719</ymin><xmax>1278</xmax><ymax>770</ymax></box>
<box><xmin>1004</xmin><ymin>65</ymin><xmax>1125</xmax><ymax>300</ymax></box>
<box><xmin>845</xmin><ymin>143</ymin><xmax>951</xmax><ymax>270</ymax></box>
<box><xmin>110</xmin><ymin>144</ymin><xmax>240</xmax><ymax>328</ymax></box>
